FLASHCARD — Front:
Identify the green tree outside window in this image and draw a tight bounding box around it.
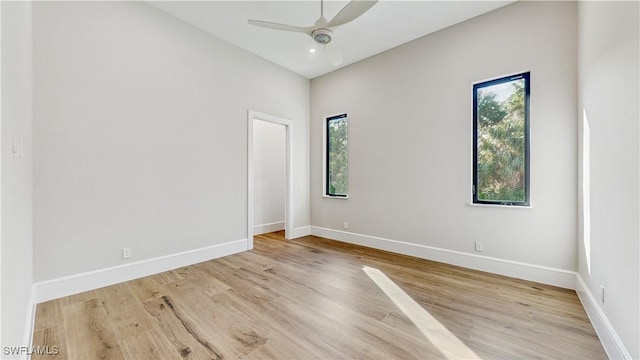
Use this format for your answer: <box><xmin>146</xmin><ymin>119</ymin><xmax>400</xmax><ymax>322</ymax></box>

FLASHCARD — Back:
<box><xmin>474</xmin><ymin>73</ymin><xmax>530</xmax><ymax>205</ymax></box>
<box><xmin>327</xmin><ymin>115</ymin><xmax>348</xmax><ymax>196</ymax></box>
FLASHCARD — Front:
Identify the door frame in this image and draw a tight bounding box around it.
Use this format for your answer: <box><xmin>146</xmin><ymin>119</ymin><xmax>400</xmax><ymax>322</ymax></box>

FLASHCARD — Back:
<box><xmin>247</xmin><ymin>110</ymin><xmax>293</xmax><ymax>249</ymax></box>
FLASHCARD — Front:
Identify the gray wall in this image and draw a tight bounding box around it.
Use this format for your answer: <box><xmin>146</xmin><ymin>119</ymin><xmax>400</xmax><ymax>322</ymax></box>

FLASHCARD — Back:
<box><xmin>7</xmin><ymin>1</ymin><xmax>639</xmax><ymax>357</ymax></box>
<box><xmin>578</xmin><ymin>1</ymin><xmax>639</xmax><ymax>357</ymax></box>
<box><xmin>32</xmin><ymin>1</ymin><xmax>310</xmax><ymax>281</ymax></box>
<box><xmin>311</xmin><ymin>1</ymin><xmax>578</xmax><ymax>271</ymax></box>
<box><xmin>1</xmin><ymin>1</ymin><xmax>34</xmax><ymax>353</ymax></box>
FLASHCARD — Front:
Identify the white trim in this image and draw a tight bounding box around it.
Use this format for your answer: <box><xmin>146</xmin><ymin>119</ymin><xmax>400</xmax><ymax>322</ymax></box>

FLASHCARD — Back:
<box><xmin>472</xmin><ymin>70</ymin><xmax>532</xmax><ymax>87</ymax></box>
<box><xmin>467</xmin><ymin>203</ymin><xmax>533</xmax><ymax>209</ymax></box>
<box><xmin>253</xmin><ymin>221</ymin><xmax>285</xmax><ymax>235</ymax></box>
<box><xmin>289</xmin><ymin>226</ymin><xmax>311</xmax><ymax>239</ymax></box>
<box><xmin>310</xmin><ymin>226</ymin><xmax>576</xmax><ymax>289</ymax></box>
<box><xmin>0</xmin><ymin>1</ymin><xmax>4</xmax><ymax>351</ymax></box>
<box><xmin>248</xmin><ymin>110</ymin><xmax>293</xmax><ymax>247</ymax></box>
<box><xmin>34</xmin><ymin>239</ymin><xmax>247</xmax><ymax>303</ymax></box>
<box><xmin>323</xmin><ymin>195</ymin><xmax>349</xmax><ymax>200</ymax></box>
<box><xmin>575</xmin><ymin>274</ymin><xmax>632</xmax><ymax>360</ymax></box>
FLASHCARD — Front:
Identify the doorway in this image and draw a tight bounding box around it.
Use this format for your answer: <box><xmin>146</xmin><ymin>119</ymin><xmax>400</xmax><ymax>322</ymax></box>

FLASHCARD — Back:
<box><xmin>247</xmin><ymin>110</ymin><xmax>293</xmax><ymax>249</ymax></box>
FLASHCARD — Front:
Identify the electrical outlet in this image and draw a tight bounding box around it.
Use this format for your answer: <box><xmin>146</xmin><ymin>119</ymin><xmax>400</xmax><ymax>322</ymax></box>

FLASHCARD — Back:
<box><xmin>600</xmin><ymin>285</ymin><xmax>605</xmax><ymax>303</ymax></box>
<box><xmin>122</xmin><ymin>248</ymin><xmax>131</xmax><ymax>259</ymax></box>
<box><xmin>343</xmin><ymin>222</ymin><xmax>349</xmax><ymax>230</ymax></box>
<box><xmin>474</xmin><ymin>241</ymin><xmax>483</xmax><ymax>252</ymax></box>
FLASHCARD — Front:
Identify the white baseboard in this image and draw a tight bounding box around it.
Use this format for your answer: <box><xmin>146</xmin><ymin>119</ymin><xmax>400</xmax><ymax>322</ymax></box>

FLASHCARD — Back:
<box><xmin>253</xmin><ymin>221</ymin><xmax>285</xmax><ymax>235</ymax></box>
<box><xmin>310</xmin><ymin>226</ymin><xmax>576</xmax><ymax>289</ymax></box>
<box><xmin>34</xmin><ymin>239</ymin><xmax>247</xmax><ymax>303</ymax></box>
<box><xmin>575</xmin><ymin>274</ymin><xmax>632</xmax><ymax>359</ymax></box>
<box><xmin>288</xmin><ymin>226</ymin><xmax>311</xmax><ymax>239</ymax></box>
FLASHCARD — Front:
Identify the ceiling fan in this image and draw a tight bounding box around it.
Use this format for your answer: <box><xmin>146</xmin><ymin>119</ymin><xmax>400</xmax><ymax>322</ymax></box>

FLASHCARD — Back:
<box><xmin>248</xmin><ymin>0</ymin><xmax>378</xmax><ymax>66</ymax></box>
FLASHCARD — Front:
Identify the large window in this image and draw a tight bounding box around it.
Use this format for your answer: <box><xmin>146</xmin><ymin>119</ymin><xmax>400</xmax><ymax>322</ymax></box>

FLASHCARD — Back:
<box><xmin>325</xmin><ymin>114</ymin><xmax>348</xmax><ymax>197</ymax></box>
<box><xmin>473</xmin><ymin>72</ymin><xmax>530</xmax><ymax>206</ymax></box>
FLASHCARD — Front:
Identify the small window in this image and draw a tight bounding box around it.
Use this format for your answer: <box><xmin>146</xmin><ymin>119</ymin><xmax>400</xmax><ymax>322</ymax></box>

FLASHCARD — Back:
<box><xmin>473</xmin><ymin>72</ymin><xmax>530</xmax><ymax>206</ymax></box>
<box><xmin>325</xmin><ymin>114</ymin><xmax>348</xmax><ymax>197</ymax></box>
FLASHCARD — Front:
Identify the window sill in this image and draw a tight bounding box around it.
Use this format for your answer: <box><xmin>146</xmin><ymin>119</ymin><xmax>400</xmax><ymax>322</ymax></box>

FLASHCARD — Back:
<box><xmin>467</xmin><ymin>203</ymin><xmax>533</xmax><ymax>209</ymax></box>
<box><xmin>324</xmin><ymin>195</ymin><xmax>349</xmax><ymax>200</ymax></box>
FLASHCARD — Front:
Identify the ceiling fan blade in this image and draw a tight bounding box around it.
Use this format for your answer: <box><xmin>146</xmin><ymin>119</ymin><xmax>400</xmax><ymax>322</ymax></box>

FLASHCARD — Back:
<box><xmin>325</xmin><ymin>43</ymin><xmax>343</xmax><ymax>66</ymax></box>
<box><xmin>247</xmin><ymin>20</ymin><xmax>312</xmax><ymax>35</ymax></box>
<box><xmin>326</xmin><ymin>0</ymin><xmax>378</xmax><ymax>28</ymax></box>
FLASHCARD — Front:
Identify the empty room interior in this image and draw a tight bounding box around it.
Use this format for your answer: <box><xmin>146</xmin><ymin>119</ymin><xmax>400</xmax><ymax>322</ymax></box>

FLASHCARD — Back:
<box><xmin>2</xmin><ymin>0</ymin><xmax>639</xmax><ymax>359</ymax></box>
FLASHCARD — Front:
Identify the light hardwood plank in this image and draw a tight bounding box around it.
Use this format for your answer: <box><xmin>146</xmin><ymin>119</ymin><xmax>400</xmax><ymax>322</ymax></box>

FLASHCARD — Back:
<box><xmin>31</xmin><ymin>326</ymin><xmax>65</xmax><ymax>360</ymax></box>
<box><xmin>126</xmin><ymin>275</ymin><xmax>169</xmax><ymax>304</ymax></box>
<box><xmin>96</xmin><ymin>283</ymin><xmax>152</xmax><ymax>339</ymax></box>
<box><xmin>142</xmin><ymin>296</ymin><xmax>224</xmax><ymax>360</ymax></box>
<box><xmin>62</xmin><ymin>298</ymin><xmax>125</xmax><ymax>360</ymax></box>
<box><xmin>209</xmin><ymin>290</ymin><xmax>338</xmax><ymax>359</ymax></box>
<box><xmin>32</xmin><ymin>231</ymin><xmax>607</xmax><ymax>360</ymax></box>
<box><xmin>120</xmin><ymin>328</ymin><xmax>182</xmax><ymax>360</ymax></box>
<box><xmin>33</xmin><ymin>300</ymin><xmax>62</xmax><ymax>332</ymax></box>
<box><xmin>173</xmin><ymin>264</ymin><xmax>231</xmax><ymax>296</ymax></box>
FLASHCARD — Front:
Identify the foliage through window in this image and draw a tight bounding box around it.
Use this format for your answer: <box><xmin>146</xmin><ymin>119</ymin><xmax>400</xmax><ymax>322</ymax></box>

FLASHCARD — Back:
<box><xmin>326</xmin><ymin>114</ymin><xmax>348</xmax><ymax>197</ymax></box>
<box><xmin>473</xmin><ymin>72</ymin><xmax>530</xmax><ymax>206</ymax></box>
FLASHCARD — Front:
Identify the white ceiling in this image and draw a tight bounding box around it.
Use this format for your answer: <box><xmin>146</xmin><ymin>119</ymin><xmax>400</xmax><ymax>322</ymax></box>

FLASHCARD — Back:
<box><xmin>149</xmin><ymin>1</ymin><xmax>514</xmax><ymax>79</ymax></box>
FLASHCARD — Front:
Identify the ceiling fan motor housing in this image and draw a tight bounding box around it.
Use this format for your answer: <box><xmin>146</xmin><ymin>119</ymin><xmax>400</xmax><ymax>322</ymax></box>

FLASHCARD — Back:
<box><xmin>312</xmin><ymin>28</ymin><xmax>332</xmax><ymax>44</ymax></box>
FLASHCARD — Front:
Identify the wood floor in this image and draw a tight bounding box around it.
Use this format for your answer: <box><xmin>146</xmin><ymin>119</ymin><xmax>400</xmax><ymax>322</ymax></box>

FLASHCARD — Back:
<box><xmin>32</xmin><ymin>232</ymin><xmax>607</xmax><ymax>359</ymax></box>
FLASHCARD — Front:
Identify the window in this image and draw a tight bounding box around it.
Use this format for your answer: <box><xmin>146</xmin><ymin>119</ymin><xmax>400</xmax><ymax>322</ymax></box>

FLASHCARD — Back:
<box><xmin>473</xmin><ymin>72</ymin><xmax>530</xmax><ymax>206</ymax></box>
<box><xmin>325</xmin><ymin>114</ymin><xmax>348</xmax><ymax>197</ymax></box>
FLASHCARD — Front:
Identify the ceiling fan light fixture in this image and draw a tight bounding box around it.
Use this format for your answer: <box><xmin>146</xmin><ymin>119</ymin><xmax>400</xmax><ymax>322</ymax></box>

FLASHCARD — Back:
<box><xmin>312</xmin><ymin>28</ymin><xmax>332</xmax><ymax>44</ymax></box>
<box><xmin>248</xmin><ymin>0</ymin><xmax>379</xmax><ymax>67</ymax></box>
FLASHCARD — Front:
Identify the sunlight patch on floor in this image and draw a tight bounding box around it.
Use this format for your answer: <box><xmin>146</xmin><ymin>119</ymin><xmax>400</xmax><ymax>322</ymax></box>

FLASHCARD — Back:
<box><xmin>362</xmin><ymin>265</ymin><xmax>481</xmax><ymax>359</ymax></box>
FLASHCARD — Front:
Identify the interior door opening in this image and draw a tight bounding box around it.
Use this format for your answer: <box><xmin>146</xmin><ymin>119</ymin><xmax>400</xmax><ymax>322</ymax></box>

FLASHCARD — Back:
<box><xmin>247</xmin><ymin>110</ymin><xmax>293</xmax><ymax>249</ymax></box>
